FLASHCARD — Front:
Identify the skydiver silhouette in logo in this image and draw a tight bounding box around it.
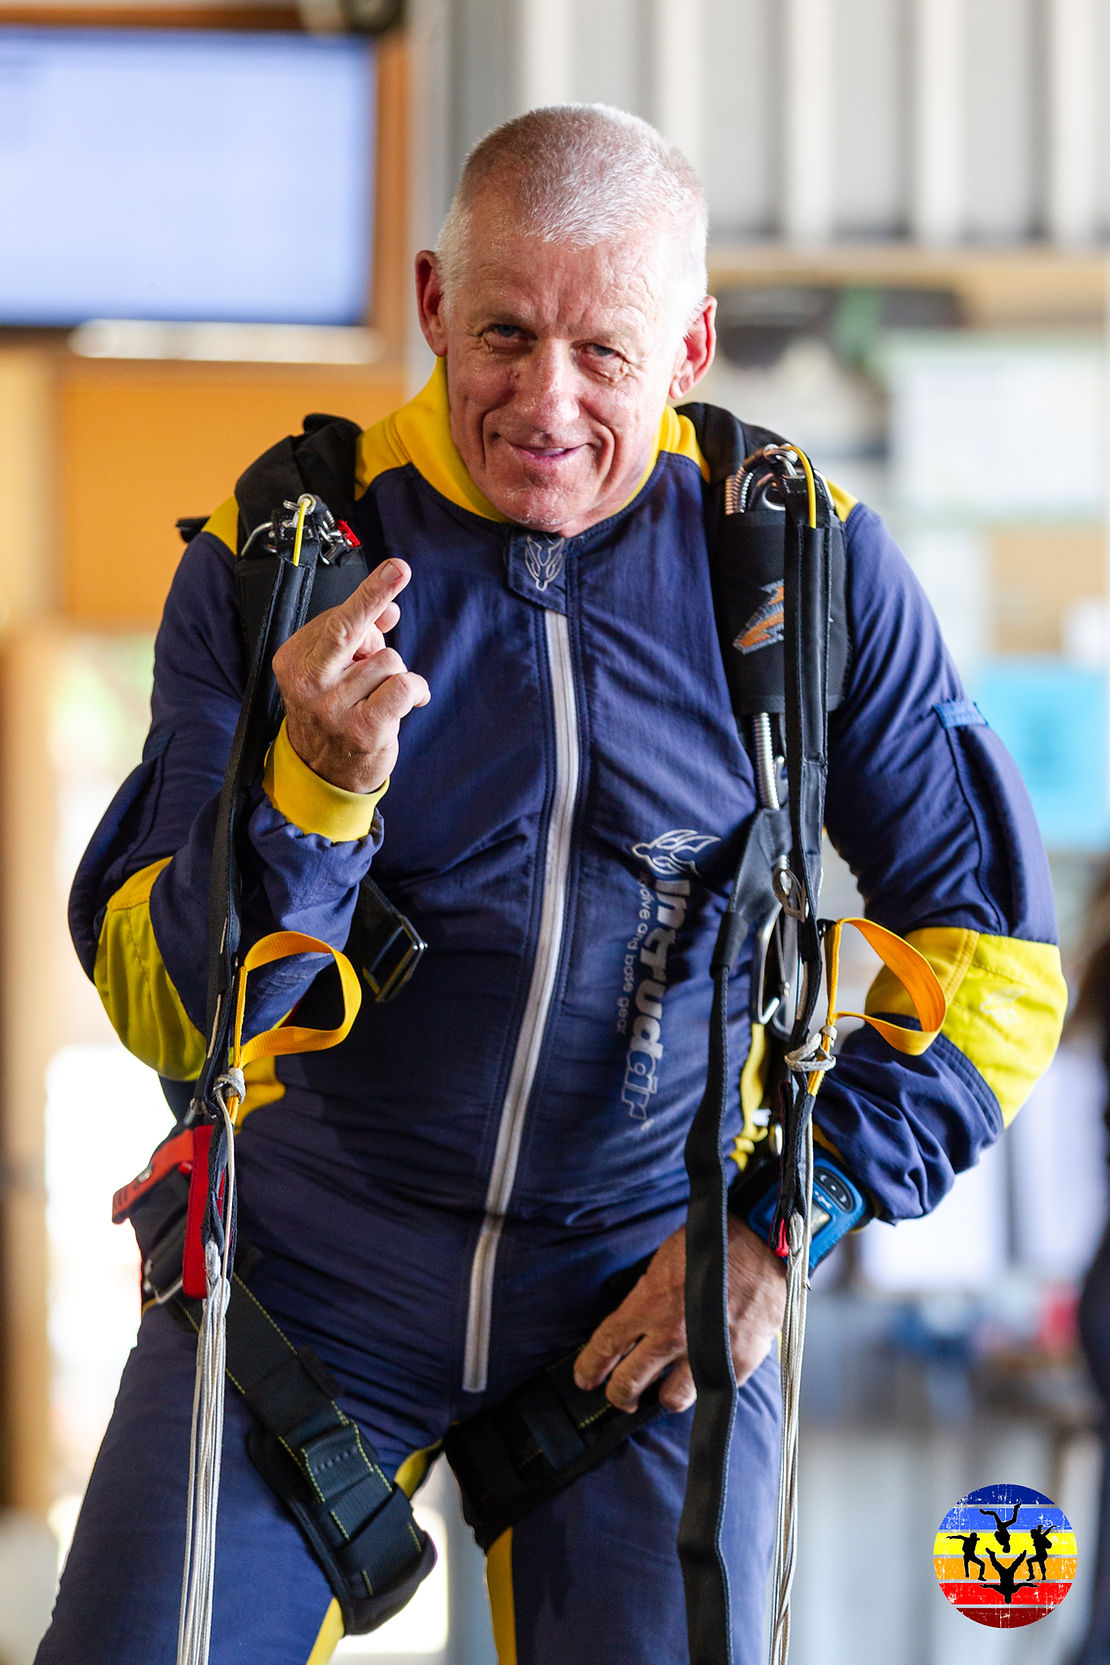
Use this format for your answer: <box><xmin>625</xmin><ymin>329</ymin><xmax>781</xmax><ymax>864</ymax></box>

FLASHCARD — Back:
<box><xmin>947</xmin><ymin>1531</ymin><xmax>987</xmax><ymax>1580</ymax></box>
<box><xmin>980</xmin><ymin>1501</ymin><xmax>1022</xmax><ymax>1552</ymax></box>
<box><xmin>986</xmin><ymin>1550</ymin><xmax>1028</xmax><ymax>1603</ymax></box>
<box><xmin>1025</xmin><ymin>1522</ymin><xmax>1054</xmax><ymax>1582</ymax></box>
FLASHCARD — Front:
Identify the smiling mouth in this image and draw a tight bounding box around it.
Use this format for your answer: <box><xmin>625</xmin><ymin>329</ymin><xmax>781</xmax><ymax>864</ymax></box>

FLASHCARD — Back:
<box><xmin>506</xmin><ymin>440</ymin><xmax>581</xmax><ymax>464</ymax></box>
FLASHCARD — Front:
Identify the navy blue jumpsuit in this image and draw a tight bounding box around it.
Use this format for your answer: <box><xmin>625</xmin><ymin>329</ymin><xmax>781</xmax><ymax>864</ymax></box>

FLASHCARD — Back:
<box><xmin>43</xmin><ymin>365</ymin><xmax>1066</xmax><ymax>1665</ymax></box>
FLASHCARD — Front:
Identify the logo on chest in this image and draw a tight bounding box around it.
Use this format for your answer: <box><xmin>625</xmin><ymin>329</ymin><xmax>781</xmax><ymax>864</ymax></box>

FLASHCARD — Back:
<box><xmin>523</xmin><ymin>535</ymin><xmax>567</xmax><ymax>593</ymax></box>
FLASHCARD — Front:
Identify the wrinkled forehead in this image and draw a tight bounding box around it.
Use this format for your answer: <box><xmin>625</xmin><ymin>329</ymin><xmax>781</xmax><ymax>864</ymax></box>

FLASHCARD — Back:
<box><xmin>453</xmin><ymin>194</ymin><xmax>691</xmax><ymax>331</ymax></box>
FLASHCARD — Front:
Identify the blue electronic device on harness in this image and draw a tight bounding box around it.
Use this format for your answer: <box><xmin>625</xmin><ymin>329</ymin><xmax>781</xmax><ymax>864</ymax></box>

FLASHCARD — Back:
<box><xmin>733</xmin><ymin>1145</ymin><xmax>871</xmax><ymax>1273</ymax></box>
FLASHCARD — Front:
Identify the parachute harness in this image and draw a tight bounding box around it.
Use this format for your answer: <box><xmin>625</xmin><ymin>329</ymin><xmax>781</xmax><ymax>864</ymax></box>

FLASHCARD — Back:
<box><xmin>115</xmin><ymin>421</ymin><xmax>951</xmax><ymax>1665</ymax></box>
<box><xmin>679</xmin><ymin>444</ymin><xmax>947</xmax><ymax>1665</ymax></box>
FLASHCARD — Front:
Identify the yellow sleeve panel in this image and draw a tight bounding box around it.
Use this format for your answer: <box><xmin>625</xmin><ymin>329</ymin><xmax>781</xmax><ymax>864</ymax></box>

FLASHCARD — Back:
<box><xmin>93</xmin><ymin>858</ymin><xmax>209</xmax><ymax>1081</ymax></box>
<box><xmin>865</xmin><ymin>927</ymin><xmax>1067</xmax><ymax>1126</ymax></box>
<box><xmin>262</xmin><ymin>720</ymin><xmax>387</xmax><ymax>843</ymax></box>
<box><xmin>201</xmin><ymin>495</ymin><xmax>240</xmax><ymax>555</ymax></box>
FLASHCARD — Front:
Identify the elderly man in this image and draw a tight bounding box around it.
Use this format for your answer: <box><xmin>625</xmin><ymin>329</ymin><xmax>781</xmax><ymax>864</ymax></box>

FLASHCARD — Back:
<box><xmin>45</xmin><ymin>105</ymin><xmax>1064</xmax><ymax>1665</ymax></box>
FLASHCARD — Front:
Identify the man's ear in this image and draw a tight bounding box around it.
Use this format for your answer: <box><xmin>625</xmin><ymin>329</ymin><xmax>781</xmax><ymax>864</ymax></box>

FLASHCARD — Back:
<box><xmin>668</xmin><ymin>295</ymin><xmax>717</xmax><ymax>401</ymax></box>
<box><xmin>415</xmin><ymin>251</ymin><xmax>449</xmax><ymax>356</ymax></box>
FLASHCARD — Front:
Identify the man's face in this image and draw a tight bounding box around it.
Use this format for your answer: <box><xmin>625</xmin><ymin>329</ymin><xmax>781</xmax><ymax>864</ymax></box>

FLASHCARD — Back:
<box><xmin>416</xmin><ymin>195</ymin><xmax>715</xmax><ymax>537</ymax></box>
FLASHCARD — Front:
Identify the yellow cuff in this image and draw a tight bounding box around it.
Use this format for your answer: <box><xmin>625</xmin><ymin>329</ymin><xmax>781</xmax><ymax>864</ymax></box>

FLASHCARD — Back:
<box><xmin>263</xmin><ymin>721</ymin><xmax>387</xmax><ymax>843</ymax></box>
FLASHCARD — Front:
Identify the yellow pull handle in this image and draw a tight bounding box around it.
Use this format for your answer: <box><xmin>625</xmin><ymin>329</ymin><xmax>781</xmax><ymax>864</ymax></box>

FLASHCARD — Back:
<box><xmin>231</xmin><ymin>929</ymin><xmax>363</xmax><ymax>1069</ymax></box>
<box><xmin>825</xmin><ymin>916</ymin><xmax>946</xmax><ymax>1056</ymax></box>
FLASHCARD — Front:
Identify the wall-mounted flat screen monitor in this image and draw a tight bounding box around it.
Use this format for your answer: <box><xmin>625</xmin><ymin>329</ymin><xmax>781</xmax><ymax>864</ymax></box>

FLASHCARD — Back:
<box><xmin>0</xmin><ymin>28</ymin><xmax>376</xmax><ymax>326</ymax></box>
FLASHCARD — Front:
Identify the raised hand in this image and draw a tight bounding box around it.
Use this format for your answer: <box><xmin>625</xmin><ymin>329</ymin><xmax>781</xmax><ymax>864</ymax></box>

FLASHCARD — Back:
<box><xmin>273</xmin><ymin>558</ymin><xmax>430</xmax><ymax>793</ymax></box>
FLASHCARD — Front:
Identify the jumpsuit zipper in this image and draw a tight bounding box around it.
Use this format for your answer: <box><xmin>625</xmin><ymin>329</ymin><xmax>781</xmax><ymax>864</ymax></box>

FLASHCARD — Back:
<box><xmin>462</xmin><ymin>606</ymin><xmax>581</xmax><ymax>1393</ymax></box>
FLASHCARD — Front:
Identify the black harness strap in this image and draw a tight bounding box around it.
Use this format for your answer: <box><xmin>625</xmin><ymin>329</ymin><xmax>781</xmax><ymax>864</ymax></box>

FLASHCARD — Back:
<box><xmin>126</xmin><ymin>1161</ymin><xmax>435</xmax><ymax>1638</ymax></box>
<box><xmin>183</xmin><ymin>1274</ymin><xmax>435</xmax><ymax>1634</ymax></box>
<box><xmin>200</xmin><ymin>507</ymin><xmax>321</xmax><ymax>1057</ymax></box>
<box><xmin>678</xmin><ymin>805</ymin><xmax>789</xmax><ymax>1665</ymax></box>
<box><xmin>774</xmin><ymin>482</ymin><xmax>841</xmax><ymax>1249</ymax></box>
<box><xmin>185</xmin><ymin>416</ymin><xmax>424</xmax><ymax>1014</ymax></box>
<box><xmin>444</xmin><ymin>1350</ymin><xmax>666</xmax><ymax>1550</ymax></box>
<box><xmin>675</xmin><ymin>420</ymin><xmax>843</xmax><ymax>1665</ymax></box>
<box><xmin>172</xmin><ymin>485</ymin><xmax>437</xmax><ymax>1639</ymax></box>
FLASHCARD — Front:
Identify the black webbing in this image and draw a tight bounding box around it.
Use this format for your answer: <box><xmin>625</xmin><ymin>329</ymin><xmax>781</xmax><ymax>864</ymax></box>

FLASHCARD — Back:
<box><xmin>198</xmin><ymin>525</ymin><xmax>321</xmax><ymax>1098</ymax></box>
<box><xmin>198</xmin><ymin>414</ymin><xmax>367</xmax><ymax>1078</ymax></box>
<box><xmin>677</xmin><ymin>440</ymin><xmax>838</xmax><ymax>1665</ymax></box>
<box><xmin>773</xmin><ymin>490</ymin><xmax>838</xmax><ymax>1254</ymax></box>
<box><xmin>445</xmin><ymin>1349</ymin><xmax>668</xmax><ymax>1550</ymax></box>
<box><xmin>678</xmin><ymin>806</ymin><xmax>789</xmax><ymax>1665</ymax></box>
<box><xmin>172</xmin><ymin>1270</ymin><xmax>434</xmax><ymax>1634</ymax></box>
<box><xmin>227</xmin><ymin>420</ymin><xmax>423</xmax><ymax>1011</ymax></box>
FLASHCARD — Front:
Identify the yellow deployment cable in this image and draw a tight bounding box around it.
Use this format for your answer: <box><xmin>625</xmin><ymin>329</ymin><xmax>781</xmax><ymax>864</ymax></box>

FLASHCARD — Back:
<box><xmin>290</xmin><ymin>493</ymin><xmax>315</xmax><ymax>567</ymax></box>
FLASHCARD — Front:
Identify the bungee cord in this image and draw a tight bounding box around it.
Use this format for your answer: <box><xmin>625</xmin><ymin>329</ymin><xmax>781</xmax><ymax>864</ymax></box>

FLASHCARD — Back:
<box><xmin>177</xmin><ymin>1080</ymin><xmax>239</xmax><ymax>1665</ymax></box>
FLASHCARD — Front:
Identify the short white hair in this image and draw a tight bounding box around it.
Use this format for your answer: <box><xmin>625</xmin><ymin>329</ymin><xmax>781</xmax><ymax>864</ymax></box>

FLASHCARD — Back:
<box><xmin>436</xmin><ymin>104</ymin><xmax>709</xmax><ymax>328</ymax></box>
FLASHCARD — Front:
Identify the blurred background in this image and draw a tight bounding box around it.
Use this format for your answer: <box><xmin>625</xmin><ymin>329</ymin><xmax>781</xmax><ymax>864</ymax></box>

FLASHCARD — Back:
<box><xmin>0</xmin><ymin>1</ymin><xmax>1107</xmax><ymax>1661</ymax></box>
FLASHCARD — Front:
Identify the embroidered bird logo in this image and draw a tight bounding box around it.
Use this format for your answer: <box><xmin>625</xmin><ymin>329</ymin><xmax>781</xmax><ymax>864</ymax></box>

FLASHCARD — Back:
<box><xmin>523</xmin><ymin>535</ymin><xmax>567</xmax><ymax>592</ymax></box>
<box><xmin>631</xmin><ymin>829</ymin><xmax>720</xmax><ymax>878</ymax></box>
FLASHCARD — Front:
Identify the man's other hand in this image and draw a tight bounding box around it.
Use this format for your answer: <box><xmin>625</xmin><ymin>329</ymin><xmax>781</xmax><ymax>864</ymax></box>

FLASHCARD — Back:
<box><xmin>273</xmin><ymin>558</ymin><xmax>430</xmax><ymax>794</ymax></box>
<box><xmin>572</xmin><ymin>1215</ymin><xmax>786</xmax><ymax>1414</ymax></box>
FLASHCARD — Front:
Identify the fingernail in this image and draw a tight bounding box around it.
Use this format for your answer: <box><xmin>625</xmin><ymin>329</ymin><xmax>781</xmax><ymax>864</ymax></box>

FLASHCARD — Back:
<box><xmin>384</xmin><ymin>559</ymin><xmax>400</xmax><ymax>580</ymax></box>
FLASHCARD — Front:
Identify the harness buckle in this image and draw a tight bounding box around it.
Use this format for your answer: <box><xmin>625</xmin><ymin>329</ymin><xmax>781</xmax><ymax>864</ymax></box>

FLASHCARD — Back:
<box><xmin>351</xmin><ymin>880</ymin><xmax>427</xmax><ymax>1004</ymax></box>
<box><xmin>751</xmin><ymin>904</ymin><xmax>788</xmax><ymax>1027</ymax></box>
<box><xmin>773</xmin><ymin>860</ymin><xmax>807</xmax><ymax>921</ymax></box>
<box><xmin>111</xmin><ymin>1127</ymin><xmax>194</xmax><ymax>1225</ymax></box>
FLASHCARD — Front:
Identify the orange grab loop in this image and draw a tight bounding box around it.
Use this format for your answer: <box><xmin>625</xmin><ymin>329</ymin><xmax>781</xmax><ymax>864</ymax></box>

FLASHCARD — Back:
<box><xmin>823</xmin><ymin>916</ymin><xmax>947</xmax><ymax>1058</ymax></box>
<box><xmin>230</xmin><ymin>930</ymin><xmax>363</xmax><ymax>1081</ymax></box>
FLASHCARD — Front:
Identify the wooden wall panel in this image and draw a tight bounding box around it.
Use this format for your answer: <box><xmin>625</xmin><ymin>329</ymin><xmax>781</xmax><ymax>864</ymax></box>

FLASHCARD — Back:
<box><xmin>58</xmin><ymin>361</ymin><xmax>406</xmax><ymax>627</ymax></box>
<box><xmin>0</xmin><ymin>627</ymin><xmax>64</xmax><ymax>1513</ymax></box>
<box><xmin>0</xmin><ymin>352</ymin><xmax>57</xmax><ymax>628</ymax></box>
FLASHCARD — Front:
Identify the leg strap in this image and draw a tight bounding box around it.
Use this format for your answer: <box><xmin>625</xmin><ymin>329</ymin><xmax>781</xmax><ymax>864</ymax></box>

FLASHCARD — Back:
<box><xmin>123</xmin><ymin>1151</ymin><xmax>666</xmax><ymax>1609</ymax></box>
<box><xmin>445</xmin><ymin>1351</ymin><xmax>668</xmax><ymax>1550</ymax></box>
<box><xmin>125</xmin><ymin>1161</ymin><xmax>435</xmax><ymax>1639</ymax></box>
<box><xmin>171</xmin><ymin>1274</ymin><xmax>435</xmax><ymax>1634</ymax></box>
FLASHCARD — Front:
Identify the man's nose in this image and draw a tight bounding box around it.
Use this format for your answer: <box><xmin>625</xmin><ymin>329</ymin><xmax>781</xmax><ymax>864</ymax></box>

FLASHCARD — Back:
<box><xmin>515</xmin><ymin>342</ymin><xmax>578</xmax><ymax>431</ymax></box>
